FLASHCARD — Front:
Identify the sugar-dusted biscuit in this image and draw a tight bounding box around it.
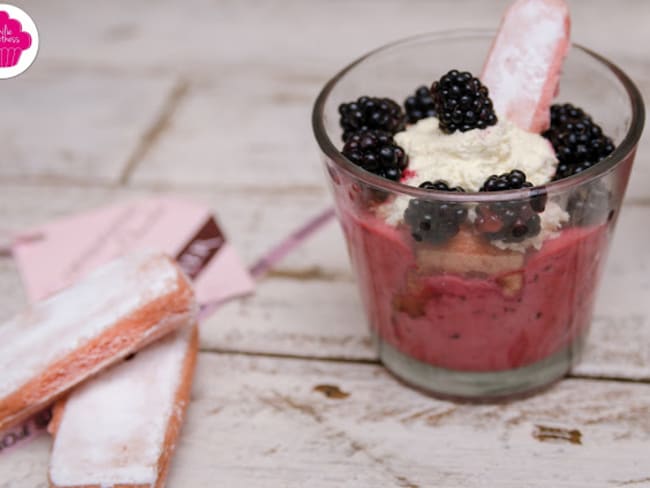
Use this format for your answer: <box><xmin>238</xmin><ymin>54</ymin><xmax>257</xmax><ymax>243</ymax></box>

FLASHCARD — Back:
<box><xmin>0</xmin><ymin>251</ymin><xmax>197</xmax><ymax>432</ymax></box>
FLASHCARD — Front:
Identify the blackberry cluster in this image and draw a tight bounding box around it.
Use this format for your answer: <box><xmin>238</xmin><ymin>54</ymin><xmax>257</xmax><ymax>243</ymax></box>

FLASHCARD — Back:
<box><xmin>404</xmin><ymin>86</ymin><xmax>437</xmax><ymax>124</ymax></box>
<box><xmin>480</xmin><ymin>170</ymin><xmax>531</xmax><ymax>192</ymax></box>
<box><xmin>420</xmin><ymin>180</ymin><xmax>465</xmax><ymax>193</ymax></box>
<box><xmin>403</xmin><ymin>180</ymin><xmax>468</xmax><ymax>245</ymax></box>
<box><xmin>431</xmin><ymin>70</ymin><xmax>498</xmax><ymax>133</ymax></box>
<box><xmin>342</xmin><ymin>130</ymin><xmax>408</xmax><ymax>181</ymax></box>
<box><xmin>543</xmin><ymin>103</ymin><xmax>616</xmax><ymax>180</ymax></box>
<box><xmin>476</xmin><ymin>170</ymin><xmax>544</xmax><ymax>243</ymax></box>
<box><xmin>338</xmin><ymin>96</ymin><xmax>405</xmax><ymax>142</ymax></box>
<box><xmin>480</xmin><ymin>170</ymin><xmax>547</xmax><ymax>212</ymax></box>
<box><xmin>475</xmin><ymin>203</ymin><xmax>541</xmax><ymax>243</ymax></box>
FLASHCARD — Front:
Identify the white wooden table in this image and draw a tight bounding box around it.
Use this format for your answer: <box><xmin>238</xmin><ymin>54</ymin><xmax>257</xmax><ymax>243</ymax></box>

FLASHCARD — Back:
<box><xmin>1</xmin><ymin>1</ymin><xmax>650</xmax><ymax>486</ymax></box>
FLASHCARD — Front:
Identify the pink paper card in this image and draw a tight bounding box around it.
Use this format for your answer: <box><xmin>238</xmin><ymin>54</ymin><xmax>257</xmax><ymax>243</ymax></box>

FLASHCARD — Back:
<box><xmin>11</xmin><ymin>196</ymin><xmax>254</xmax><ymax>306</ymax></box>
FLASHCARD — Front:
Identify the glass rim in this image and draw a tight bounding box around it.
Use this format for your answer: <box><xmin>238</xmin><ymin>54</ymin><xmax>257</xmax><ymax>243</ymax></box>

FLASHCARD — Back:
<box><xmin>312</xmin><ymin>29</ymin><xmax>645</xmax><ymax>203</ymax></box>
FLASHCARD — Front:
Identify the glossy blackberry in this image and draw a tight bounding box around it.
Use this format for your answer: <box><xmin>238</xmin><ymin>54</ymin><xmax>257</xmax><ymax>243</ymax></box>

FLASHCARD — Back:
<box><xmin>480</xmin><ymin>170</ymin><xmax>532</xmax><ymax>192</ymax></box>
<box><xmin>342</xmin><ymin>130</ymin><xmax>408</xmax><ymax>181</ymax></box>
<box><xmin>419</xmin><ymin>180</ymin><xmax>465</xmax><ymax>193</ymax></box>
<box><xmin>404</xmin><ymin>86</ymin><xmax>437</xmax><ymax>124</ymax></box>
<box><xmin>476</xmin><ymin>170</ymin><xmax>544</xmax><ymax>243</ymax></box>
<box><xmin>338</xmin><ymin>96</ymin><xmax>406</xmax><ymax>142</ymax></box>
<box><xmin>475</xmin><ymin>202</ymin><xmax>542</xmax><ymax>243</ymax></box>
<box><xmin>567</xmin><ymin>183</ymin><xmax>612</xmax><ymax>227</ymax></box>
<box><xmin>404</xmin><ymin>180</ymin><xmax>467</xmax><ymax>245</ymax></box>
<box><xmin>430</xmin><ymin>70</ymin><xmax>497</xmax><ymax>133</ymax></box>
<box><xmin>543</xmin><ymin>103</ymin><xmax>616</xmax><ymax>180</ymax></box>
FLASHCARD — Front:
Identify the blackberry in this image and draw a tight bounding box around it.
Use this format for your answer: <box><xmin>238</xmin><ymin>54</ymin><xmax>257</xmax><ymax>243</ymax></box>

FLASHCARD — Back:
<box><xmin>543</xmin><ymin>103</ymin><xmax>616</xmax><ymax>180</ymax></box>
<box><xmin>403</xmin><ymin>180</ymin><xmax>468</xmax><ymax>245</ymax></box>
<box><xmin>475</xmin><ymin>202</ymin><xmax>542</xmax><ymax>243</ymax></box>
<box><xmin>404</xmin><ymin>86</ymin><xmax>437</xmax><ymax>124</ymax></box>
<box><xmin>338</xmin><ymin>96</ymin><xmax>405</xmax><ymax>142</ymax></box>
<box><xmin>419</xmin><ymin>180</ymin><xmax>465</xmax><ymax>193</ymax></box>
<box><xmin>480</xmin><ymin>170</ymin><xmax>532</xmax><ymax>192</ymax></box>
<box><xmin>480</xmin><ymin>170</ymin><xmax>547</xmax><ymax>212</ymax></box>
<box><xmin>476</xmin><ymin>170</ymin><xmax>544</xmax><ymax>243</ymax></box>
<box><xmin>430</xmin><ymin>70</ymin><xmax>498</xmax><ymax>133</ymax></box>
<box><xmin>342</xmin><ymin>130</ymin><xmax>408</xmax><ymax>181</ymax></box>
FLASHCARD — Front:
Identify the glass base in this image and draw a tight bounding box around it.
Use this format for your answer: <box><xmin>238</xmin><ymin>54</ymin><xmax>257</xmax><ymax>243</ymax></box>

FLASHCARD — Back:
<box><xmin>374</xmin><ymin>333</ymin><xmax>585</xmax><ymax>401</ymax></box>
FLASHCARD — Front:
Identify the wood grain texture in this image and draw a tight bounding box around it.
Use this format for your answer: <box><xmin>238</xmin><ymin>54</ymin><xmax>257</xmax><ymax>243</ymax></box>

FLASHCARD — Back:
<box><xmin>0</xmin><ymin>68</ymin><xmax>177</xmax><ymax>184</ymax></box>
<box><xmin>1</xmin><ymin>1</ymin><xmax>649</xmax><ymax>486</ymax></box>
<box><xmin>11</xmin><ymin>0</ymin><xmax>650</xmax><ymax>77</ymax></box>
<box><xmin>5</xmin><ymin>0</ymin><xmax>647</xmax><ymax>198</ymax></box>
<box><xmin>171</xmin><ymin>354</ymin><xmax>650</xmax><ymax>487</ymax></box>
<box><xmin>3</xmin><ymin>352</ymin><xmax>650</xmax><ymax>487</ymax></box>
<box><xmin>130</xmin><ymin>74</ymin><xmax>324</xmax><ymax>189</ymax></box>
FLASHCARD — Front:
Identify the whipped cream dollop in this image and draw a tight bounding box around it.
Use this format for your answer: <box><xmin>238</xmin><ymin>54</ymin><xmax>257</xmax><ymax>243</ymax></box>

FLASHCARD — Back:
<box><xmin>394</xmin><ymin>116</ymin><xmax>557</xmax><ymax>191</ymax></box>
<box><xmin>379</xmin><ymin>116</ymin><xmax>565</xmax><ymax>251</ymax></box>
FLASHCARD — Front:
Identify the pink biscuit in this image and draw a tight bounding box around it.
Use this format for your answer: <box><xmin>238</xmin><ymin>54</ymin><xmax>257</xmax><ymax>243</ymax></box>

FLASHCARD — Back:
<box><xmin>0</xmin><ymin>10</ymin><xmax>32</xmax><ymax>67</ymax></box>
<box><xmin>481</xmin><ymin>0</ymin><xmax>571</xmax><ymax>132</ymax></box>
<box><xmin>0</xmin><ymin>251</ymin><xmax>197</xmax><ymax>432</ymax></box>
<box><xmin>49</xmin><ymin>326</ymin><xmax>199</xmax><ymax>488</ymax></box>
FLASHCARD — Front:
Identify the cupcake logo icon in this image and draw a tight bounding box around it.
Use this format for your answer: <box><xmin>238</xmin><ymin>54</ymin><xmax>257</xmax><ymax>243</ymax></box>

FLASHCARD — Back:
<box><xmin>0</xmin><ymin>4</ymin><xmax>38</xmax><ymax>79</ymax></box>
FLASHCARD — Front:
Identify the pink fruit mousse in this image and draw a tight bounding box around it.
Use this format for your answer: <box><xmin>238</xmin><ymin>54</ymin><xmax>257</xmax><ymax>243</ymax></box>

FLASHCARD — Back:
<box><xmin>331</xmin><ymin>0</ymin><xmax>619</xmax><ymax>376</ymax></box>
<box><xmin>340</xmin><ymin>210</ymin><xmax>607</xmax><ymax>372</ymax></box>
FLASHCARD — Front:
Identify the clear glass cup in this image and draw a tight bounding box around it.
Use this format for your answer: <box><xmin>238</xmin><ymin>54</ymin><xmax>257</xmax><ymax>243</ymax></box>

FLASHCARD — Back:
<box><xmin>312</xmin><ymin>31</ymin><xmax>645</xmax><ymax>400</ymax></box>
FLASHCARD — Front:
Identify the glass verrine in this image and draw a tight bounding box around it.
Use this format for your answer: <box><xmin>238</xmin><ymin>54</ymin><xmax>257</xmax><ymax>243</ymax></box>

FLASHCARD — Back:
<box><xmin>312</xmin><ymin>31</ymin><xmax>644</xmax><ymax>399</ymax></box>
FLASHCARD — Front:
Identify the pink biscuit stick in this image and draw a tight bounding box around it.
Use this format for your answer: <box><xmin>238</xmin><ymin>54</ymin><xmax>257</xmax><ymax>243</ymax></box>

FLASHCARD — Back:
<box><xmin>48</xmin><ymin>326</ymin><xmax>198</xmax><ymax>488</ymax></box>
<box><xmin>0</xmin><ymin>251</ymin><xmax>197</xmax><ymax>432</ymax></box>
<box><xmin>481</xmin><ymin>0</ymin><xmax>571</xmax><ymax>132</ymax></box>
<box><xmin>44</xmin><ymin>207</ymin><xmax>331</xmax><ymax>485</ymax></box>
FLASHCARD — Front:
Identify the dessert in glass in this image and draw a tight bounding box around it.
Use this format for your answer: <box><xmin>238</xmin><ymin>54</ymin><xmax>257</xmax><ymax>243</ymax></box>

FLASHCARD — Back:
<box><xmin>312</xmin><ymin>0</ymin><xmax>644</xmax><ymax>399</ymax></box>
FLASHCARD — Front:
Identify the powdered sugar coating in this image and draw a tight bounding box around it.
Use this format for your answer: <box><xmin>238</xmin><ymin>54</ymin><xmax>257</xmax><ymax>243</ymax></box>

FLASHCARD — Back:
<box><xmin>49</xmin><ymin>326</ymin><xmax>195</xmax><ymax>486</ymax></box>
<box><xmin>481</xmin><ymin>0</ymin><xmax>571</xmax><ymax>132</ymax></box>
<box><xmin>0</xmin><ymin>251</ymin><xmax>189</xmax><ymax>400</ymax></box>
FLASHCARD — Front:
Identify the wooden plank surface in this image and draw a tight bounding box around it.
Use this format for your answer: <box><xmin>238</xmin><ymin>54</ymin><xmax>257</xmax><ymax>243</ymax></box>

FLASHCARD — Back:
<box><xmin>1</xmin><ymin>0</ymin><xmax>650</xmax><ymax>486</ymax></box>
<box><xmin>3</xmin><ymin>353</ymin><xmax>650</xmax><ymax>487</ymax></box>
<box><xmin>0</xmin><ymin>68</ymin><xmax>177</xmax><ymax>184</ymax></box>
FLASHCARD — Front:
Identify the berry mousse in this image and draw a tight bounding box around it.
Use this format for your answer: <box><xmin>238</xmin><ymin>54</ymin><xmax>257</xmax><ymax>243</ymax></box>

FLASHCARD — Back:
<box><xmin>331</xmin><ymin>0</ymin><xmax>621</xmax><ymax>388</ymax></box>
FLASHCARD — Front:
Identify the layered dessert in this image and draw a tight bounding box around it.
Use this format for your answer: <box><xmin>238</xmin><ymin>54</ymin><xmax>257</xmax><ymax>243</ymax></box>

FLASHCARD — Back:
<box><xmin>330</xmin><ymin>0</ymin><xmax>620</xmax><ymax>382</ymax></box>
